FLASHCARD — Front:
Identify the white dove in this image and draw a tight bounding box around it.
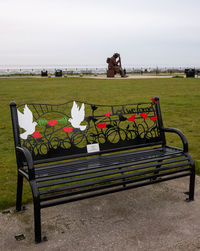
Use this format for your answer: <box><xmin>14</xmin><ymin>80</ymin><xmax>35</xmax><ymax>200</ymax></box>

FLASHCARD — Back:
<box><xmin>69</xmin><ymin>101</ymin><xmax>86</xmax><ymax>131</ymax></box>
<box><xmin>17</xmin><ymin>105</ymin><xmax>37</xmax><ymax>139</ymax></box>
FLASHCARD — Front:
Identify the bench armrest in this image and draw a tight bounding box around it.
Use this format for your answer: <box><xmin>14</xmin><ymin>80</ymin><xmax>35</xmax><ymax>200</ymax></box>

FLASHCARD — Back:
<box><xmin>16</xmin><ymin>146</ymin><xmax>35</xmax><ymax>180</ymax></box>
<box><xmin>163</xmin><ymin>127</ymin><xmax>188</xmax><ymax>153</ymax></box>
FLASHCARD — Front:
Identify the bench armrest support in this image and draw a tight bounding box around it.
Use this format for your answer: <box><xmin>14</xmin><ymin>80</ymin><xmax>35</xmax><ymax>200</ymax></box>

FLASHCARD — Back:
<box><xmin>16</xmin><ymin>146</ymin><xmax>35</xmax><ymax>180</ymax></box>
<box><xmin>163</xmin><ymin>127</ymin><xmax>188</xmax><ymax>152</ymax></box>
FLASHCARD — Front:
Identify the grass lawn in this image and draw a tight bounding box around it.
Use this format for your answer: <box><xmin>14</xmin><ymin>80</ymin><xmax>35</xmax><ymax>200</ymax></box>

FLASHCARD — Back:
<box><xmin>0</xmin><ymin>77</ymin><xmax>200</xmax><ymax>210</ymax></box>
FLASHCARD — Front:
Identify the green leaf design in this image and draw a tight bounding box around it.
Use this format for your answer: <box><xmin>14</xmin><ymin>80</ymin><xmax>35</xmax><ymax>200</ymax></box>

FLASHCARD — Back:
<box><xmin>58</xmin><ymin>117</ymin><xmax>68</xmax><ymax>123</ymax></box>
<box><xmin>38</xmin><ymin>119</ymin><xmax>48</xmax><ymax>126</ymax></box>
<box><xmin>37</xmin><ymin>117</ymin><xmax>68</xmax><ymax>126</ymax></box>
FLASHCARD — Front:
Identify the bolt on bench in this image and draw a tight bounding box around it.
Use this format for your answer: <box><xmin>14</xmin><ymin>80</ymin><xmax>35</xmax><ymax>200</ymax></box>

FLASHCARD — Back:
<box><xmin>10</xmin><ymin>97</ymin><xmax>195</xmax><ymax>243</ymax></box>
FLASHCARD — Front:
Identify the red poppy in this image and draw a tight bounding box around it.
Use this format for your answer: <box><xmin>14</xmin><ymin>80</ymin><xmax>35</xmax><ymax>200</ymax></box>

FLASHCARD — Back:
<box><xmin>48</xmin><ymin>120</ymin><xmax>57</xmax><ymax>127</ymax></box>
<box><xmin>128</xmin><ymin>114</ymin><xmax>136</xmax><ymax>122</ymax></box>
<box><xmin>32</xmin><ymin>131</ymin><xmax>41</xmax><ymax>139</ymax></box>
<box><xmin>150</xmin><ymin>116</ymin><xmax>157</xmax><ymax>122</ymax></box>
<box><xmin>151</xmin><ymin>98</ymin><xmax>157</xmax><ymax>104</ymax></box>
<box><xmin>97</xmin><ymin>123</ymin><xmax>107</xmax><ymax>129</ymax></box>
<box><xmin>141</xmin><ymin>113</ymin><xmax>148</xmax><ymax>119</ymax></box>
<box><xmin>63</xmin><ymin>127</ymin><xmax>73</xmax><ymax>133</ymax></box>
<box><xmin>150</xmin><ymin>116</ymin><xmax>157</xmax><ymax>121</ymax></box>
<box><xmin>104</xmin><ymin>112</ymin><xmax>111</xmax><ymax>117</ymax></box>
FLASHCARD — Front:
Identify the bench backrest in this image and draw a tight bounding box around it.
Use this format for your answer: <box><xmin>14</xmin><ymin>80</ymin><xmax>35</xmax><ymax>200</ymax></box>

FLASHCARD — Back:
<box><xmin>10</xmin><ymin>97</ymin><xmax>165</xmax><ymax>164</ymax></box>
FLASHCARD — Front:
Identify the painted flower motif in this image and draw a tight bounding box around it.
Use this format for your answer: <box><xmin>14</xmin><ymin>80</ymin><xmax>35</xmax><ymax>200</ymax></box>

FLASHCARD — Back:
<box><xmin>32</xmin><ymin>131</ymin><xmax>41</xmax><ymax>139</ymax></box>
<box><xmin>151</xmin><ymin>98</ymin><xmax>157</xmax><ymax>104</ymax></box>
<box><xmin>48</xmin><ymin>120</ymin><xmax>57</xmax><ymax>127</ymax></box>
<box><xmin>97</xmin><ymin>123</ymin><xmax>107</xmax><ymax>129</ymax></box>
<box><xmin>63</xmin><ymin>127</ymin><xmax>73</xmax><ymax>133</ymax></box>
<box><xmin>141</xmin><ymin>113</ymin><xmax>148</xmax><ymax>119</ymax></box>
<box><xmin>150</xmin><ymin>116</ymin><xmax>157</xmax><ymax>122</ymax></box>
<box><xmin>128</xmin><ymin>114</ymin><xmax>136</xmax><ymax>122</ymax></box>
<box><xmin>104</xmin><ymin>112</ymin><xmax>111</xmax><ymax>117</ymax></box>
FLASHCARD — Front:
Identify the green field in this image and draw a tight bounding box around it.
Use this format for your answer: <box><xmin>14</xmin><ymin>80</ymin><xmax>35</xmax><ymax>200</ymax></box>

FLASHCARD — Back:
<box><xmin>0</xmin><ymin>77</ymin><xmax>200</xmax><ymax>209</ymax></box>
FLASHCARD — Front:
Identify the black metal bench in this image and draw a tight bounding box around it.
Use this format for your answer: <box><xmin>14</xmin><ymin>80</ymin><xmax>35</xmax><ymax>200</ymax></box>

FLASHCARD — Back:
<box><xmin>10</xmin><ymin>97</ymin><xmax>195</xmax><ymax>243</ymax></box>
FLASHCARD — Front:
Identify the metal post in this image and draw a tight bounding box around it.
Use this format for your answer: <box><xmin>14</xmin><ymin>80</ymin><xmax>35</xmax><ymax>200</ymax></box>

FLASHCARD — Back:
<box><xmin>16</xmin><ymin>173</ymin><xmax>23</xmax><ymax>211</ymax></box>
<box><xmin>154</xmin><ymin>96</ymin><xmax>166</xmax><ymax>146</ymax></box>
<box><xmin>34</xmin><ymin>201</ymin><xmax>41</xmax><ymax>243</ymax></box>
<box><xmin>189</xmin><ymin>167</ymin><xmax>195</xmax><ymax>201</ymax></box>
<box><xmin>10</xmin><ymin>102</ymin><xmax>21</xmax><ymax>148</ymax></box>
<box><xmin>10</xmin><ymin>102</ymin><xmax>24</xmax><ymax>211</ymax></box>
<box><xmin>31</xmin><ymin>181</ymin><xmax>42</xmax><ymax>243</ymax></box>
<box><xmin>184</xmin><ymin>152</ymin><xmax>195</xmax><ymax>201</ymax></box>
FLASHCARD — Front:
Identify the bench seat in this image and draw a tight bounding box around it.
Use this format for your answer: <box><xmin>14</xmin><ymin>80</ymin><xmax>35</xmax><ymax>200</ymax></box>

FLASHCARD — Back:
<box><xmin>18</xmin><ymin>146</ymin><xmax>191</xmax><ymax>209</ymax></box>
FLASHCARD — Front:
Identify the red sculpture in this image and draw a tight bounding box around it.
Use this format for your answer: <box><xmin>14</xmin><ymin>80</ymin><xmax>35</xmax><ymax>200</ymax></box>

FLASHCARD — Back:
<box><xmin>106</xmin><ymin>53</ymin><xmax>126</xmax><ymax>77</ymax></box>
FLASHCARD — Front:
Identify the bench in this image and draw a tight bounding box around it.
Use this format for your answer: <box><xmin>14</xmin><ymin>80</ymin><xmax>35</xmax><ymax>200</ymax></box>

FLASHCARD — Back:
<box><xmin>10</xmin><ymin>97</ymin><xmax>195</xmax><ymax>243</ymax></box>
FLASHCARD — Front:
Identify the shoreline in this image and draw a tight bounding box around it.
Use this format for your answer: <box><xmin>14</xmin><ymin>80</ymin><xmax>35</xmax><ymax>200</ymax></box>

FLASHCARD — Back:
<box><xmin>0</xmin><ymin>74</ymin><xmax>179</xmax><ymax>79</ymax></box>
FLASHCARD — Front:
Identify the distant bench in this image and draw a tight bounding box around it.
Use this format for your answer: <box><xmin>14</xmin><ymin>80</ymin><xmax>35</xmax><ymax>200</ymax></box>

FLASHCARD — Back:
<box><xmin>10</xmin><ymin>96</ymin><xmax>195</xmax><ymax>243</ymax></box>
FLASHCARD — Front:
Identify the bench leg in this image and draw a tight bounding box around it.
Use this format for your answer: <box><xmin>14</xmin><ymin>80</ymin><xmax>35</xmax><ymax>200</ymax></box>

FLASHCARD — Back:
<box><xmin>16</xmin><ymin>173</ymin><xmax>23</xmax><ymax>211</ymax></box>
<box><xmin>30</xmin><ymin>180</ymin><xmax>42</xmax><ymax>243</ymax></box>
<box><xmin>188</xmin><ymin>168</ymin><xmax>195</xmax><ymax>201</ymax></box>
<box><xmin>34</xmin><ymin>200</ymin><xmax>42</xmax><ymax>243</ymax></box>
<box><xmin>185</xmin><ymin>153</ymin><xmax>195</xmax><ymax>202</ymax></box>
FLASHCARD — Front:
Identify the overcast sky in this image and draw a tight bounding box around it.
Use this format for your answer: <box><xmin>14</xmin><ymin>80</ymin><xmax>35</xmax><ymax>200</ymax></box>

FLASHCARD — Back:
<box><xmin>1</xmin><ymin>0</ymin><xmax>200</xmax><ymax>68</ymax></box>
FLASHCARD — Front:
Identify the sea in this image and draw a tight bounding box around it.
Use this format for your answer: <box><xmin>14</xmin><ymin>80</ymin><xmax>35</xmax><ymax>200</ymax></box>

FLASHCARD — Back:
<box><xmin>0</xmin><ymin>65</ymin><xmax>109</xmax><ymax>75</ymax></box>
<box><xmin>0</xmin><ymin>65</ymin><xmax>192</xmax><ymax>75</ymax></box>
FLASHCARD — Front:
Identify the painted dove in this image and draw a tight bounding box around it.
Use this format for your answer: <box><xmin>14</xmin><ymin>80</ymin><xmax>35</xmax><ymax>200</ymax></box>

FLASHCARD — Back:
<box><xmin>69</xmin><ymin>101</ymin><xmax>86</xmax><ymax>131</ymax></box>
<box><xmin>17</xmin><ymin>105</ymin><xmax>37</xmax><ymax>139</ymax></box>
